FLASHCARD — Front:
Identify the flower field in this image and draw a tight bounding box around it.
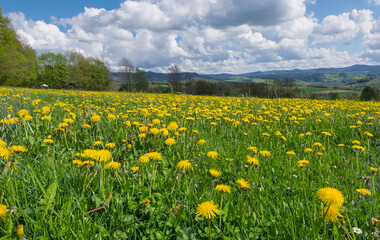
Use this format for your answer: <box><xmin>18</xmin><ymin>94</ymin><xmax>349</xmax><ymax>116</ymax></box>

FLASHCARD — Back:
<box><xmin>0</xmin><ymin>87</ymin><xmax>380</xmax><ymax>239</ymax></box>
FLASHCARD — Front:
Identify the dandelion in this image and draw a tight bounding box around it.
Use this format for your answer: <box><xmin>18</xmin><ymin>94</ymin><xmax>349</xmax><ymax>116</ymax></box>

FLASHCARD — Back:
<box><xmin>247</xmin><ymin>146</ymin><xmax>258</xmax><ymax>153</ymax></box>
<box><xmin>236</xmin><ymin>178</ymin><xmax>250</xmax><ymax>189</ymax></box>
<box><xmin>105</xmin><ymin>161</ymin><xmax>121</xmax><ymax>170</ymax></box>
<box><xmin>138</xmin><ymin>133</ymin><xmax>147</xmax><ymax>138</ymax></box>
<box><xmin>286</xmin><ymin>150</ymin><xmax>296</xmax><ymax>156</ymax></box>
<box><xmin>165</xmin><ymin>138</ymin><xmax>176</xmax><ymax>146</ymax></box>
<box><xmin>105</xmin><ymin>143</ymin><xmax>116</xmax><ymax>148</ymax></box>
<box><xmin>356</xmin><ymin>188</ymin><xmax>371</xmax><ymax>195</ymax></box>
<box><xmin>352</xmin><ymin>140</ymin><xmax>361</xmax><ymax>145</ymax></box>
<box><xmin>195</xmin><ymin>201</ymin><xmax>220</xmax><ymax>220</ymax></box>
<box><xmin>215</xmin><ymin>184</ymin><xmax>231</xmax><ymax>193</ymax></box>
<box><xmin>149</xmin><ymin>128</ymin><xmax>160</xmax><ymax>135</ymax></box>
<box><xmin>338</xmin><ymin>144</ymin><xmax>345</xmax><ymax>147</ymax></box>
<box><xmin>93</xmin><ymin>141</ymin><xmax>103</xmax><ymax>146</ymax></box>
<box><xmin>0</xmin><ymin>148</ymin><xmax>13</xmax><ymax>160</ymax></box>
<box><xmin>177</xmin><ymin>160</ymin><xmax>192</xmax><ymax>170</ymax></box>
<box><xmin>225</xmin><ymin>158</ymin><xmax>233</xmax><ymax>162</ymax></box>
<box><xmin>144</xmin><ymin>199</ymin><xmax>150</xmax><ymax>207</ymax></box>
<box><xmin>304</xmin><ymin>148</ymin><xmax>313</xmax><ymax>153</ymax></box>
<box><xmin>91</xmin><ymin>115</ymin><xmax>101</xmax><ymax>122</ymax></box>
<box><xmin>317</xmin><ymin>187</ymin><xmax>344</xmax><ymax>207</ymax></box>
<box><xmin>43</xmin><ymin>139</ymin><xmax>54</xmax><ymax>144</ymax></box>
<box><xmin>147</xmin><ymin>152</ymin><xmax>163</xmax><ymax>161</ymax></box>
<box><xmin>0</xmin><ymin>140</ymin><xmax>6</xmax><ymax>148</ymax></box>
<box><xmin>131</xmin><ymin>166</ymin><xmax>140</xmax><ymax>173</ymax></box>
<box><xmin>322</xmin><ymin>132</ymin><xmax>332</xmax><ymax>136</ymax></box>
<box><xmin>370</xmin><ymin>167</ymin><xmax>378</xmax><ymax>173</ymax></box>
<box><xmin>167</xmin><ymin>122</ymin><xmax>178</xmax><ymax>131</ymax></box>
<box><xmin>297</xmin><ymin>160</ymin><xmax>310</xmax><ymax>168</ymax></box>
<box><xmin>246</xmin><ymin>155</ymin><xmax>259</xmax><ymax>165</ymax></box>
<box><xmin>0</xmin><ymin>204</ymin><xmax>7</xmax><ymax>219</ymax></box>
<box><xmin>259</xmin><ymin>150</ymin><xmax>271</xmax><ymax>157</ymax></box>
<box><xmin>197</xmin><ymin>139</ymin><xmax>206</xmax><ymax>145</ymax></box>
<box><xmin>209</xmin><ymin>169</ymin><xmax>222</xmax><ymax>178</ymax></box>
<box><xmin>207</xmin><ymin>151</ymin><xmax>219</xmax><ymax>159</ymax></box>
<box><xmin>17</xmin><ymin>224</ymin><xmax>24</xmax><ymax>238</ymax></box>
<box><xmin>139</xmin><ymin>155</ymin><xmax>150</xmax><ymax>164</ymax></box>
<box><xmin>352</xmin><ymin>145</ymin><xmax>365</xmax><ymax>151</ymax></box>
<box><xmin>321</xmin><ymin>205</ymin><xmax>343</xmax><ymax>223</ymax></box>
<box><xmin>73</xmin><ymin>160</ymin><xmax>83</xmax><ymax>167</ymax></box>
<box><xmin>10</xmin><ymin>145</ymin><xmax>28</xmax><ymax>153</ymax></box>
<box><xmin>95</xmin><ymin>149</ymin><xmax>112</xmax><ymax>162</ymax></box>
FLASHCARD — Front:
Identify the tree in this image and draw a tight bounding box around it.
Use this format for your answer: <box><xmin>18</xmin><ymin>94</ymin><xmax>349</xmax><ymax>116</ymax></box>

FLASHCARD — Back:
<box><xmin>167</xmin><ymin>65</ymin><xmax>182</xmax><ymax>93</ymax></box>
<box><xmin>134</xmin><ymin>68</ymin><xmax>149</xmax><ymax>92</ymax></box>
<box><xmin>37</xmin><ymin>53</ymin><xmax>69</xmax><ymax>88</ymax></box>
<box><xmin>119</xmin><ymin>57</ymin><xmax>135</xmax><ymax>91</ymax></box>
<box><xmin>0</xmin><ymin>8</ymin><xmax>37</xmax><ymax>86</ymax></box>
<box><xmin>360</xmin><ymin>86</ymin><xmax>378</xmax><ymax>101</ymax></box>
<box><xmin>86</xmin><ymin>57</ymin><xmax>110</xmax><ymax>91</ymax></box>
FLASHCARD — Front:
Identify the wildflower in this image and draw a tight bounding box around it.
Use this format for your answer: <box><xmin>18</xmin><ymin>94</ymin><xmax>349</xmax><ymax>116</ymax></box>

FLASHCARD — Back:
<box><xmin>352</xmin><ymin>227</ymin><xmax>363</xmax><ymax>234</ymax></box>
<box><xmin>246</xmin><ymin>155</ymin><xmax>259</xmax><ymax>165</ymax></box>
<box><xmin>43</xmin><ymin>139</ymin><xmax>54</xmax><ymax>144</ymax></box>
<box><xmin>177</xmin><ymin>160</ymin><xmax>192</xmax><ymax>170</ymax></box>
<box><xmin>352</xmin><ymin>140</ymin><xmax>361</xmax><ymax>145</ymax></box>
<box><xmin>165</xmin><ymin>138</ymin><xmax>176</xmax><ymax>146</ymax></box>
<box><xmin>179</xmin><ymin>127</ymin><xmax>187</xmax><ymax>132</ymax></box>
<box><xmin>41</xmin><ymin>116</ymin><xmax>52</xmax><ymax>121</ymax></box>
<box><xmin>17</xmin><ymin>224</ymin><xmax>24</xmax><ymax>238</ymax></box>
<box><xmin>262</xmin><ymin>133</ymin><xmax>270</xmax><ymax>137</ymax></box>
<box><xmin>317</xmin><ymin>187</ymin><xmax>344</xmax><ymax>207</ymax></box>
<box><xmin>124</xmin><ymin>121</ymin><xmax>131</xmax><ymax>127</ymax></box>
<box><xmin>149</xmin><ymin>128</ymin><xmax>160</xmax><ymax>135</ymax></box>
<box><xmin>215</xmin><ymin>184</ymin><xmax>231</xmax><ymax>193</ymax></box>
<box><xmin>95</xmin><ymin>149</ymin><xmax>112</xmax><ymax>162</ymax></box>
<box><xmin>131</xmin><ymin>166</ymin><xmax>140</xmax><ymax>173</ymax></box>
<box><xmin>105</xmin><ymin>143</ymin><xmax>116</xmax><ymax>148</ymax></box>
<box><xmin>138</xmin><ymin>133</ymin><xmax>147</xmax><ymax>138</ymax></box>
<box><xmin>64</xmin><ymin>118</ymin><xmax>74</xmax><ymax>124</ymax></box>
<box><xmin>372</xmin><ymin>218</ymin><xmax>380</xmax><ymax>226</ymax></box>
<box><xmin>73</xmin><ymin>160</ymin><xmax>83</xmax><ymax>167</ymax></box>
<box><xmin>0</xmin><ymin>140</ymin><xmax>6</xmax><ymax>148</ymax></box>
<box><xmin>313</xmin><ymin>142</ymin><xmax>322</xmax><ymax>147</ymax></box>
<box><xmin>107</xmin><ymin>114</ymin><xmax>117</xmax><ymax>120</ymax></box>
<box><xmin>297</xmin><ymin>160</ymin><xmax>310</xmax><ymax>168</ymax></box>
<box><xmin>247</xmin><ymin>146</ymin><xmax>258</xmax><ymax>153</ymax></box>
<box><xmin>167</xmin><ymin>122</ymin><xmax>178</xmax><ymax>131</ymax></box>
<box><xmin>259</xmin><ymin>150</ymin><xmax>271</xmax><ymax>157</ymax></box>
<box><xmin>0</xmin><ymin>204</ymin><xmax>7</xmax><ymax>219</ymax></box>
<box><xmin>0</xmin><ymin>148</ymin><xmax>13</xmax><ymax>160</ymax></box>
<box><xmin>91</xmin><ymin>115</ymin><xmax>101</xmax><ymax>122</ymax></box>
<box><xmin>338</xmin><ymin>144</ymin><xmax>345</xmax><ymax>147</ymax></box>
<box><xmin>144</xmin><ymin>199</ymin><xmax>150</xmax><ymax>207</ymax></box>
<box><xmin>225</xmin><ymin>158</ymin><xmax>234</xmax><ymax>162</ymax></box>
<box><xmin>147</xmin><ymin>152</ymin><xmax>163</xmax><ymax>161</ymax></box>
<box><xmin>160</xmin><ymin>128</ymin><xmax>169</xmax><ymax>136</ymax></box>
<box><xmin>82</xmin><ymin>123</ymin><xmax>91</xmax><ymax>129</ymax></box>
<box><xmin>195</xmin><ymin>201</ymin><xmax>220</xmax><ymax>220</ymax></box>
<box><xmin>209</xmin><ymin>169</ymin><xmax>222</xmax><ymax>178</ymax></box>
<box><xmin>152</xmin><ymin>119</ymin><xmax>160</xmax><ymax>125</ymax></box>
<box><xmin>207</xmin><ymin>151</ymin><xmax>219</xmax><ymax>159</ymax></box>
<box><xmin>10</xmin><ymin>146</ymin><xmax>28</xmax><ymax>153</ymax></box>
<box><xmin>304</xmin><ymin>148</ymin><xmax>313</xmax><ymax>153</ymax></box>
<box><xmin>370</xmin><ymin>167</ymin><xmax>378</xmax><ymax>173</ymax></box>
<box><xmin>105</xmin><ymin>161</ymin><xmax>121</xmax><ymax>170</ymax></box>
<box><xmin>352</xmin><ymin>145</ymin><xmax>365</xmax><ymax>151</ymax></box>
<box><xmin>364</xmin><ymin>131</ymin><xmax>374</xmax><ymax>137</ymax></box>
<box><xmin>139</xmin><ymin>155</ymin><xmax>150</xmax><ymax>163</ymax></box>
<box><xmin>356</xmin><ymin>188</ymin><xmax>371</xmax><ymax>195</ymax></box>
<box><xmin>93</xmin><ymin>141</ymin><xmax>103</xmax><ymax>147</ymax></box>
<box><xmin>322</xmin><ymin>132</ymin><xmax>332</xmax><ymax>136</ymax></box>
<box><xmin>197</xmin><ymin>139</ymin><xmax>206</xmax><ymax>145</ymax></box>
<box><xmin>236</xmin><ymin>179</ymin><xmax>250</xmax><ymax>189</ymax></box>
<box><xmin>322</xmin><ymin>205</ymin><xmax>343</xmax><ymax>223</ymax></box>
<box><xmin>17</xmin><ymin>109</ymin><xmax>29</xmax><ymax>117</ymax></box>
<box><xmin>286</xmin><ymin>150</ymin><xmax>296</xmax><ymax>155</ymax></box>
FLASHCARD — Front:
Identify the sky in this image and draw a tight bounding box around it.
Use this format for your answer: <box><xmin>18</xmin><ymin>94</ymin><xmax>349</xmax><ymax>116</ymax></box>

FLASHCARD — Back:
<box><xmin>2</xmin><ymin>0</ymin><xmax>380</xmax><ymax>73</ymax></box>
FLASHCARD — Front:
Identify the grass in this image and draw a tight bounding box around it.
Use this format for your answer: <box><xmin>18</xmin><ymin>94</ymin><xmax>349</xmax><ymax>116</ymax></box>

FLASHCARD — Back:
<box><xmin>0</xmin><ymin>87</ymin><xmax>379</xmax><ymax>239</ymax></box>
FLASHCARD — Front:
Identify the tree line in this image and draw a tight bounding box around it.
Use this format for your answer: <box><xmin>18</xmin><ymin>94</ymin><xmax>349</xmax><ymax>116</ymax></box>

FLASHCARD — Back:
<box><xmin>0</xmin><ymin>9</ymin><xmax>110</xmax><ymax>91</ymax></box>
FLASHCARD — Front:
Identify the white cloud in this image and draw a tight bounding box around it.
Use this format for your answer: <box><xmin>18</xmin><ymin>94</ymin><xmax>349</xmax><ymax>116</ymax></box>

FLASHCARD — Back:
<box><xmin>368</xmin><ymin>0</ymin><xmax>380</xmax><ymax>5</ymax></box>
<box><xmin>6</xmin><ymin>1</ymin><xmax>380</xmax><ymax>73</ymax></box>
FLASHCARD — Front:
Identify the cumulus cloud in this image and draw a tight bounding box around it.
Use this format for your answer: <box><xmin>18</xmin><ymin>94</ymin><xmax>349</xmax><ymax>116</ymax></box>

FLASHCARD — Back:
<box><xmin>368</xmin><ymin>0</ymin><xmax>380</xmax><ymax>5</ymax></box>
<box><xmin>6</xmin><ymin>0</ymin><xmax>380</xmax><ymax>73</ymax></box>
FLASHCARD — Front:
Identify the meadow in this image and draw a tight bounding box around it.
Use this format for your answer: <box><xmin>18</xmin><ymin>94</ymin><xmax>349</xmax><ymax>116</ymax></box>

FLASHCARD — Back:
<box><xmin>0</xmin><ymin>87</ymin><xmax>379</xmax><ymax>239</ymax></box>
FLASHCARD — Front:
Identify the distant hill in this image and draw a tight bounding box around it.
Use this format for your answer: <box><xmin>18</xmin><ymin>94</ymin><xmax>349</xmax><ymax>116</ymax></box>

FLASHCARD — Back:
<box><xmin>111</xmin><ymin>65</ymin><xmax>380</xmax><ymax>88</ymax></box>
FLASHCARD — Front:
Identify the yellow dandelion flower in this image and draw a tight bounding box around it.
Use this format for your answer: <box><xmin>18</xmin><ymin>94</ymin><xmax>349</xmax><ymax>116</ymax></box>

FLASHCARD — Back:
<box><xmin>91</xmin><ymin>115</ymin><xmax>101</xmax><ymax>122</ymax></box>
<box><xmin>167</xmin><ymin>122</ymin><xmax>178</xmax><ymax>131</ymax></box>
<box><xmin>177</xmin><ymin>160</ymin><xmax>192</xmax><ymax>170</ymax></box>
<box><xmin>105</xmin><ymin>143</ymin><xmax>116</xmax><ymax>148</ymax></box>
<box><xmin>352</xmin><ymin>145</ymin><xmax>365</xmax><ymax>151</ymax></box>
<box><xmin>195</xmin><ymin>201</ymin><xmax>220</xmax><ymax>220</ymax></box>
<box><xmin>297</xmin><ymin>160</ymin><xmax>310</xmax><ymax>167</ymax></box>
<box><xmin>0</xmin><ymin>204</ymin><xmax>7</xmax><ymax>219</ymax></box>
<box><xmin>17</xmin><ymin>224</ymin><xmax>24</xmax><ymax>237</ymax></box>
<box><xmin>147</xmin><ymin>152</ymin><xmax>163</xmax><ymax>161</ymax></box>
<box><xmin>138</xmin><ymin>133</ymin><xmax>147</xmax><ymax>138</ymax></box>
<box><xmin>236</xmin><ymin>178</ymin><xmax>250</xmax><ymax>189</ymax></box>
<box><xmin>197</xmin><ymin>139</ymin><xmax>206</xmax><ymax>145</ymax></box>
<box><xmin>338</xmin><ymin>144</ymin><xmax>345</xmax><ymax>147</ymax></box>
<box><xmin>356</xmin><ymin>188</ymin><xmax>371</xmax><ymax>195</ymax></box>
<box><xmin>259</xmin><ymin>150</ymin><xmax>271</xmax><ymax>157</ymax></box>
<box><xmin>225</xmin><ymin>158</ymin><xmax>234</xmax><ymax>162</ymax></box>
<box><xmin>247</xmin><ymin>146</ymin><xmax>258</xmax><ymax>153</ymax></box>
<box><xmin>370</xmin><ymin>167</ymin><xmax>378</xmax><ymax>173</ymax></box>
<box><xmin>93</xmin><ymin>141</ymin><xmax>103</xmax><ymax>146</ymax></box>
<box><xmin>322</xmin><ymin>132</ymin><xmax>332</xmax><ymax>137</ymax></box>
<box><xmin>207</xmin><ymin>151</ymin><xmax>219</xmax><ymax>159</ymax></box>
<box><xmin>0</xmin><ymin>148</ymin><xmax>13</xmax><ymax>160</ymax></box>
<box><xmin>317</xmin><ymin>187</ymin><xmax>344</xmax><ymax>207</ymax></box>
<box><xmin>215</xmin><ymin>184</ymin><xmax>231</xmax><ymax>193</ymax></box>
<box><xmin>352</xmin><ymin>140</ymin><xmax>361</xmax><ymax>145</ymax></box>
<box><xmin>286</xmin><ymin>150</ymin><xmax>296</xmax><ymax>155</ymax></box>
<box><xmin>43</xmin><ymin>139</ymin><xmax>54</xmax><ymax>144</ymax></box>
<box><xmin>304</xmin><ymin>148</ymin><xmax>313</xmax><ymax>153</ymax></box>
<box><xmin>139</xmin><ymin>155</ymin><xmax>150</xmax><ymax>163</ymax></box>
<box><xmin>149</xmin><ymin>128</ymin><xmax>160</xmax><ymax>135</ymax></box>
<box><xmin>209</xmin><ymin>169</ymin><xmax>222</xmax><ymax>178</ymax></box>
<box><xmin>105</xmin><ymin>161</ymin><xmax>121</xmax><ymax>170</ymax></box>
<box><xmin>9</xmin><ymin>145</ymin><xmax>28</xmax><ymax>153</ymax></box>
<box><xmin>95</xmin><ymin>149</ymin><xmax>112</xmax><ymax>162</ymax></box>
<box><xmin>322</xmin><ymin>205</ymin><xmax>343</xmax><ymax>223</ymax></box>
<box><xmin>246</xmin><ymin>155</ymin><xmax>259</xmax><ymax>165</ymax></box>
<box><xmin>72</xmin><ymin>160</ymin><xmax>83</xmax><ymax>167</ymax></box>
<box><xmin>144</xmin><ymin>199</ymin><xmax>150</xmax><ymax>207</ymax></box>
<box><xmin>0</xmin><ymin>140</ymin><xmax>6</xmax><ymax>148</ymax></box>
<box><xmin>82</xmin><ymin>123</ymin><xmax>91</xmax><ymax>129</ymax></box>
<box><xmin>131</xmin><ymin>166</ymin><xmax>140</xmax><ymax>172</ymax></box>
<box><xmin>165</xmin><ymin>138</ymin><xmax>176</xmax><ymax>146</ymax></box>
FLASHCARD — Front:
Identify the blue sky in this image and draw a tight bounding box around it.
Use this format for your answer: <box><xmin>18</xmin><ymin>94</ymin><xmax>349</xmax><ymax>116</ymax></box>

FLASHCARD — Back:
<box><xmin>2</xmin><ymin>0</ymin><xmax>380</xmax><ymax>73</ymax></box>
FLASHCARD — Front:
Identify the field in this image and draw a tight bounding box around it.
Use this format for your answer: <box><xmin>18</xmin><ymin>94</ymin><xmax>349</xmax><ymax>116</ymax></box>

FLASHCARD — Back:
<box><xmin>0</xmin><ymin>87</ymin><xmax>380</xmax><ymax>239</ymax></box>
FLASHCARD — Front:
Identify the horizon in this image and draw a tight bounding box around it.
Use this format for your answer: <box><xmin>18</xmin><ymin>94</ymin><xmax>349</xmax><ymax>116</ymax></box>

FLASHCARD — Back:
<box><xmin>2</xmin><ymin>1</ymin><xmax>380</xmax><ymax>74</ymax></box>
